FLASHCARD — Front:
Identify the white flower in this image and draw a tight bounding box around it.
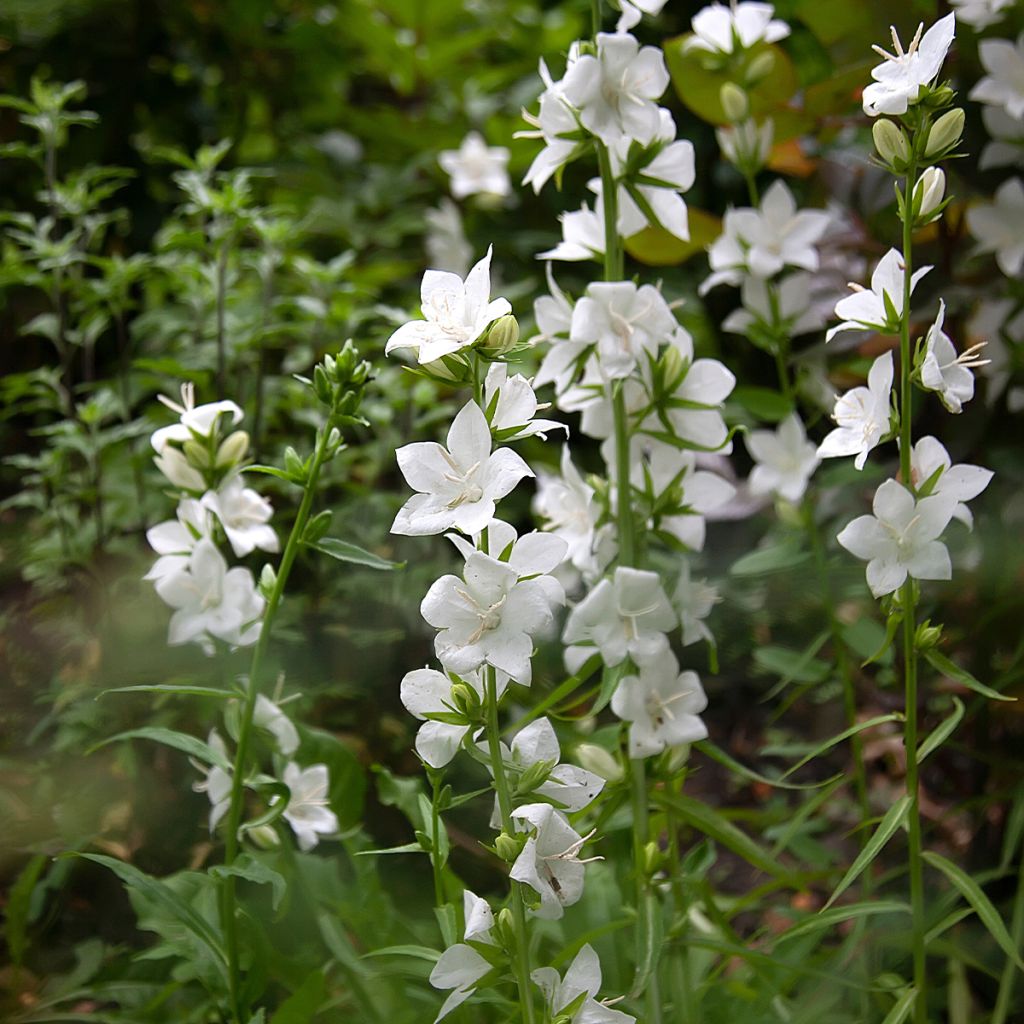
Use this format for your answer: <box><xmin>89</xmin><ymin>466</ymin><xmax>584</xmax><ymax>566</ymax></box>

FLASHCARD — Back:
<box><xmin>722</xmin><ymin>272</ymin><xmax>823</xmax><ymax>339</ymax></box>
<box><xmin>482</xmin><ymin>363</ymin><xmax>566</xmax><ymax>441</ymax></box>
<box><xmin>971</xmin><ymin>32</ymin><xmax>1024</xmax><ymax>121</ymax></box>
<box><xmin>561</xmin><ymin>32</ymin><xmax>669</xmax><ymax>147</ymax></box>
<box><xmin>154</xmin><ymin>446</ymin><xmax>206</xmax><ymax>491</ymax></box>
<box><xmin>422</xmin><ymin>548</ymin><xmax>565</xmax><ymax>685</ymax></box>
<box><xmin>862</xmin><ymin>14</ymin><xmax>956</xmax><ymax>117</ymax></box>
<box><xmin>614</xmin><ymin>129</ymin><xmax>696</xmax><ymax>241</ymax></box>
<box><xmin>510</xmin><ymin>803</ymin><xmax>595</xmax><ymax>919</ymax></box>
<box><xmin>717</xmin><ymin>118</ymin><xmax>774</xmax><ymax>172</ymax></box>
<box><xmin>968</xmin><ymin>298</ymin><xmax>1024</xmax><ymax>407</ymax></box>
<box><xmin>701</xmin><ymin>181</ymin><xmax>830</xmax><ymax>294</ymax></box>
<box><xmin>817</xmin><ymin>351</ymin><xmax>894</xmax><ymax>470</ymax></box>
<box><xmin>533</xmin><ymin>447</ymin><xmax>601</xmax><ymax>579</ymax></box>
<box><xmin>539</xmin><ymin>189</ymin><xmax>648</xmax><ymax>261</ymax></box>
<box><xmin>392</xmin><ymin>401</ymin><xmax>533</xmax><ymax>536</ymax></box>
<box><xmin>401</xmin><ymin>667</ymin><xmax>486</xmax><ymax>768</ymax></box>
<box><xmin>909</xmin><ymin>436</ymin><xmax>993</xmax><ymax>529</ymax></box>
<box><xmin>385</xmin><ymin>247</ymin><xmax>512</xmax><ymax>365</ymax></box>
<box><xmin>202</xmin><ymin>477</ymin><xmax>278</xmax><ymax>557</ymax></box>
<box><xmin>429</xmin><ymin>891</ymin><xmax>497</xmax><ymax>1022</ymax></box>
<box><xmin>145</xmin><ymin>498</ymin><xmax>211</xmax><ymax>581</ymax></box>
<box><xmin>438</xmin><ymin>131</ymin><xmax>511</xmax><ymax>200</ymax></box>
<box><xmin>673</xmin><ymin>561</ymin><xmax>720</xmax><ymax>647</ymax></box>
<box><xmin>425</xmin><ymin>199</ymin><xmax>472</xmax><ymax>277</ymax></box>
<box><xmin>532</xmin><ymin>944</ymin><xmax>635</xmax><ymax>1024</ymax></box>
<box><xmin>967</xmin><ymin>177</ymin><xmax>1024</xmax><ymax>278</ymax></box>
<box><xmin>826</xmin><ymin>248</ymin><xmax>931</xmax><ymax>342</ymax></box>
<box><xmin>563</xmin><ymin>566</ymin><xmax>676</xmax><ymax>667</ymax></box>
<box><xmin>570</xmin><ymin>281</ymin><xmax>677</xmax><ymax>380</ymax></box>
<box><xmin>838</xmin><ymin>479</ymin><xmax>957</xmax><ymax>597</ymax></box>
<box><xmin>532</xmin><ymin>264</ymin><xmax>574</xmax><ymax>350</ymax></box>
<box><xmin>980</xmin><ymin>106</ymin><xmax>1024</xmax><ymax>171</ymax></box>
<box><xmin>920</xmin><ymin>299</ymin><xmax>987</xmax><ymax>413</ymax></box>
<box><xmin>685</xmin><ymin>2</ymin><xmax>790</xmax><ymax>56</ymax></box>
<box><xmin>253</xmin><ymin>695</ymin><xmax>299</xmax><ymax>756</ymax></box>
<box><xmin>951</xmin><ymin>0</ymin><xmax>1015</xmax><ymax>31</ymax></box>
<box><xmin>521</xmin><ymin>60</ymin><xmax>582</xmax><ymax>194</ymax></box>
<box><xmin>192</xmin><ymin>730</ymin><xmax>232</xmax><ymax>832</ymax></box>
<box><xmin>745</xmin><ymin>412</ymin><xmax>820</xmax><ymax>503</ymax></box>
<box><xmin>152</xmin><ymin>382</ymin><xmax>243</xmax><ymax>453</ymax></box>
<box><xmin>154</xmin><ymin>538</ymin><xmax>264</xmax><ymax>651</ymax></box>
<box><xmin>617</xmin><ymin>0</ymin><xmax>668</xmax><ymax>33</ymax></box>
<box><xmin>281</xmin><ymin>762</ymin><xmax>339</xmax><ymax>852</ymax></box>
<box><xmin>611</xmin><ymin>647</ymin><xmax>708</xmax><ymax>758</ymax></box>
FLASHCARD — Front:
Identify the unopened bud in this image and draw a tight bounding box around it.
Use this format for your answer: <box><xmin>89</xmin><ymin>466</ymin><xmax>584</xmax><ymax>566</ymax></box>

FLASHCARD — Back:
<box><xmin>643</xmin><ymin>840</ymin><xmax>661</xmax><ymax>875</ymax></box>
<box><xmin>481</xmin><ymin>314</ymin><xmax>520</xmax><ymax>356</ymax></box>
<box><xmin>913</xmin><ymin>167</ymin><xmax>945</xmax><ymax>223</ymax></box>
<box><xmin>182</xmin><ymin>438</ymin><xmax>212</xmax><ymax>469</ymax></box>
<box><xmin>154</xmin><ymin>448</ymin><xmax>205</xmax><ymax>491</ymax></box>
<box><xmin>915</xmin><ymin>621</ymin><xmax>943</xmax><ymax>651</ymax></box>
<box><xmin>575</xmin><ymin>743</ymin><xmax>624</xmax><ymax>782</ymax></box>
<box><xmin>247</xmin><ymin>824</ymin><xmax>280</xmax><ymax>850</ymax></box>
<box><xmin>421</xmin><ymin>356</ymin><xmax>464</xmax><ymax>383</ymax></box>
<box><xmin>924</xmin><ymin>107</ymin><xmax>964</xmax><ymax>158</ymax></box>
<box><xmin>745</xmin><ymin>49</ymin><xmax>776</xmax><ymax>83</ymax></box>
<box><xmin>216</xmin><ymin>430</ymin><xmax>249</xmax><ymax>468</ymax></box>
<box><xmin>719</xmin><ymin>82</ymin><xmax>749</xmax><ymax>123</ymax></box>
<box><xmin>259</xmin><ymin>563</ymin><xmax>277</xmax><ymax>599</ymax></box>
<box><xmin>664</xmin><ymin>743</ymin><xmax>693</xmax><ymax>774</ymax></box>
<box><xmin>450</xmin><ymin>681</ymin><xmax>480</xmax><ymax>718</ymax></box>
<box><xmin>516</xmin><ymin>759</ymin><xmax>554</xmax><ymax>796</ymax></box>
<box><xmin>494</xmin><ymin>832</ymin><xmax>521</xmax><ymax>862</ymax></box>
<box><xmin>313</xmin><ymin>364</ymin><xmax>332</xmax><ymax>404</ymax></box>
<box><xmin>496</xmin><ymin>907</ymin><xmax>515</xmax><ymax>946</ymax></box>
<box><xmin>872</xmin><ymin>119</ymin><xmax>910</xmax><ymax>170</ymax></box>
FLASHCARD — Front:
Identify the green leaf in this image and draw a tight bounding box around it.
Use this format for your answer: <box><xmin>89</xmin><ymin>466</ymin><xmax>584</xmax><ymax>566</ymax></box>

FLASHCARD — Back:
<box><xmin>923</xmin><ymin>649</ymin><xmax>1015</xmax><ymax>702</ymax></box>
<box><xmin>655</xmin><ymin>791</ymin><xmax>790</xmax><ymax>879</ymax></box>
<box><xmin>696</xmin><ymin>740</ymin><xmax>837</xmax><ymax>791</ymax></box>
<box><xmin>630</xmin><ymin>889</ymin><xmax>664</xmax><ymax>1000</ymax></box>
<box><xmin>353</xmin><ymin>842</ymin><xmax>425</xmax><ymax>857</ymax></box>
<box><xmin>87</xmin><ymin>726</ymin><xmax>232</xmax><ymax>772</ymax></box>
<box><xmin>591</xmin><ymin>660</ymin><xmax>629</xmax><ymax>716</ymax></box>
<box><xmin>731</xmin><ymin>387</ymin><xmax>794</xmax><ymax>422</ymax></box>
<box><xmin>823</xmin><ymin>796</ymin><xmax>910</xmax><ymax>909</ymax></box>
<box><xmin>754</xmin><ymin>640</ymin><xmax>830</xmax><ymax>685</ymax></box>
<box><xmin>4</xmin><ymin>854</ymin><xmax>47</xmax><ymax>965</ymax></box>
<box><xmin>922</xmin><ymin>851</ymin><xmax>1024</xmax><ymax>970</ymax></box>
<box><xmin>362</xmin><ymin>945</ymin><xmax>442</xmax><ymax>963</ymax></box>
<box><xmin>918</xmin><ymin>697</ymin><xmax>964</xmax><ymax>763</ymax></box>
<box><xmin>75</xmin><ymin>854</ymin><xmax>226</xmax><ymax>971</ymax></box>
<box><xmin>779</xmin><ymin>713</ymin><xmax>902</xmax><ymax>780</ymax></box>
<box><xmin>863</xmin><ymin>610</ymin><xmax>903</xmax><ymax>666</ymax></box>
<box><xmin>880</xmin><ymin>988</ymin><xmax>917</xmax><ymax>1024</ymax></box>
<box><xmin>305</xmin><ymin>537</ymin><xmax>404</xmax><ymax>571</ymax></box>
<box><xmin>209</xmin><ymin>856</ymin><xmax>287</xmax><ymax>911</ymax></box>
<box><xmin>98</xmin><ymin>683</ymin><xmax>235</xmax><ymax>700</ymax></box>
<box><xmin>623</xmin><ymin>208</ymin><xmax>722</xmax><ymax>266</ymax></box>
<box><xmin>730</xmin><ymin>540</ymin><xmax>811</xmax><ymax>576</ymax></box>
<box><xmin>269</xmin><ymin>969</ymin><xmax>326</xmax><ymax>1024</ymax></box>
<box><xmin>776</xmin><ymin>899</ymin><xmax>910</xmax><ymax>943</ymax></box>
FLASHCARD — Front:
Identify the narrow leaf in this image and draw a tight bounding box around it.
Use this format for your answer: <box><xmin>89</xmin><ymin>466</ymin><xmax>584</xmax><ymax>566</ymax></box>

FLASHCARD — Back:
<box><xmin>918</xmin><ymin>697</ymin><xmax>964</xmax><ymax>763</ymax></box>
<box><xmin>776</xmin><ymin>899</ymin><xmax>910</xmax><ymax>943</ymax></box>
<box><xmin>880</xmin><ymin>988</ymin><xmax>917</xmax><ymax>1024</ymax></box>
<box><xmin>697</xmin><ymin>740</ymin><xmax>839</xmax><ymax>791</ymax></box>
<box><xmin>4</xmin><ymin>854</ymin><xmax>47</xmax><ymax>965</ymax></box>
<box><xmin>98</xmin><ymin>684</ymin><xmax>235</xmax><ymax>700</ymax></box>
<box><xmin>824</xmin><ymin>795</ymin><xmax>911</xmax><ymax>909</ymax></box>
<box><xmin>922</xmin><ymin>851</ymin><xmax>1024</xmax><ymax>970</ymax></box>
<box><xmin>924</xmin><ymin>649</ymin><xmax>1015</xmax><ymax>701</ymax></box>
<box><xmin>87</xmin><ymin>727</ymin><xmax>232</xmax><ymax>771</ymax></box>
<box><xmin>780</xmin><ymin>713</ymin><xmax>902</xmax><ymax>780</ymax></box>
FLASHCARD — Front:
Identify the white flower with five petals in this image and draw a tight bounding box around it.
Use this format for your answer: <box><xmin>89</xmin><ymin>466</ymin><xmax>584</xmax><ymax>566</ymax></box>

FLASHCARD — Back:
<box><xmin>429</xmin><ymin>891</ymin><xmax>497</xmax><ymax>1022</ymax></box>
<box><xmin>970</xmin><ymin>32</ymin><xmax>1024</xmax><ymax>121</ymax></box>
<box><xmin>438</xmin><ymin>132</ymin><xmax>511</xmax><ymax>200</ymax></box>
<box><xmin>483</xmin><ymin>364</ymin><xmax>566</xmax><ymax>441</ymax></box>
<box><xmin>531</xmin><ymin>944</ymin><xmax>635</xmax><ymax>1024</ymax></box>
<box><xmin>966</xmin><ymin>177</ymin><xmax>1024</xmax><ymax>278</ymax></box>
<box><xmin>281</xmin><ymin>762</ymin><xmax>339</xmax><ymax>852</ymax></box>
<box><xmin>202</xmin><ymin>477</ymin><xmax>279</xmax><ymax>557</ymax></box>
<box><xmin>909</xmin><ymin>436</ymin><xmax>993</xmax><ymax>530</ymax></box>
<box><xmin>745</xmin><ymin>412</ymin><xmax>820</xmax><ymax>503</ymax></box>
<box><xmin>145</xmin><ymin>498</ymin><xmax>212</xmax><ymax>582</ymax></box>
<box><xmin>817</xmin><ymin>352</ymin><xmax>894</xmax><ymax>470</ymax></box>
<box><xmin>920</xmin><ymin>300</ymin><xmax>987</xmax><ymax>414</ymax></box>
<box><xmin>684</xmin><ymin>2</ymin><xmax>790</xmax><ymax>56</ymax></box>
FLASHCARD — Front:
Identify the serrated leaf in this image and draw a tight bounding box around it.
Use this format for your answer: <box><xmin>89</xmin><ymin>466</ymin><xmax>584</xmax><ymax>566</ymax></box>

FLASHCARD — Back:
<box><xmin>306</xmin><ymin>537</ymin><xmax>404</xmax><ymax>571</ymax></box>
<box><xmin>923</xmin><ymin>649</ymin><xmax>1015</xmax><ymax>702</ymax></box>
<box><xmin>922</xmin><ymin>851</ymin><xmax>1024</xmax><ymax>971</ymax></box>
<box><xmin>918</xmin><ymin>697</ymin><xmax>964</xmax><ymax>763</ymax></box>
<box><xmin>824</xmin><ymin>795</ymin><xmax>910</xmax><ymax>909</ymax></box>
<box><xmin>656</xmin><ymin>791</ymin><xmax>790</xmax><ymax>879</ymax></box>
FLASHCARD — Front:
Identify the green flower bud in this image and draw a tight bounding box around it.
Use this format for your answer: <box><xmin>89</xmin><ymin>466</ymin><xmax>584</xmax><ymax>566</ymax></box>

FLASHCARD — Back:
<box><xmin>481</xmin><ymin>314</ymin><xmax>520</xmax><ymax>356</ymax></box>
<box><xmin>664</xmin><ymin>743</ymin><xmax>693</xmax><ymax>774</ymax></box>
<box><xmin>719</xmin><ymin>82</ymin><xmax>749</xmax><ymax>123</ymax></box>
<box><xmin>924</xmin><ymin>108</ymin><xmax>964</xmax><ymax>158</ymax></box>
<box><xmin>912</xmin><ymin>167</ymin><xmax>945</xmax><ymax>224</ymax></box>
<box><xmin>745</xmin><ymin>49</ymin><xmax>776</xmax><ymax>84</ymax></box>
<box><xmin>872</xmin><ymin>119</ymin><xmax>910</xmax><ymax>170</ymax></box>
<box><xmin>247</xmin><ymin>824</ymin><xmax>281</xmax><ymax>850</ymax></box>
<box><xmin>516</xmin><ymin>758</ymin><xmax>554</xmax><ymax>796</ymax></box>
<box><xmin>494</xmin><ymin>832</ymin><xmax>522</xmax><ymax>862</ymax></box>
<box><xmin>915</xmin><ymin>621</ymin><xmax>943</xmax><ymax>651</ymax></box>
<box><xmin>258</xmin><ymin>563</ymin><xmax>277</xmax><ymax>599</ymax></box>
<box><xmin>575</xmin><ymin>743</ymin><xmax>624</xmax><ymax>782</ymax></box>
<box><xmin>643</xmin><ymin>840</ymin><xmax>661</xmax><ymax>876</ymax></box>
<box><xmin>183</xmin><ymin>438</ymin><xmax>211</xmax><ymax>468</ymax></box>
<box><xmin>216</xmin><ymin>430</ymin><xmax>250</xmax><ymax>468</ymax></box>
<box><xmin>450</xmin><ymin>681</ymin><xmax>480</xmax><ymax>719</ymax></box>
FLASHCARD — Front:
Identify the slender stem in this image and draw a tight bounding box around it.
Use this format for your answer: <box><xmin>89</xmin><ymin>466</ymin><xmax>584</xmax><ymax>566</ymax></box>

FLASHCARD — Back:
<box><xmin>666</xmin><ymin>777</ymin><xmax>697</xmax><ymax>1023</ymax></box>
<box><xmin>430</xmin><ymin>772</ymin><xmax>446</xmax><ymax>912</ymax></box>
<box><xmin>591</xmin><ymin>0</ymin><xmax>601</xmax><ymax>36</ymax></box>
<box><xmin>898</xmin><ymin>155</ymin><xmax>927</xmax><ymax>1024</ymax></box>
<box><xmin>218</xmin><ymin>424</ymin><xmax>333</xmax><ymax>1024</ymax></box>
<box><xmin>483</xmin><ymin>667</ymin><xmax>537</xmax><ymax>1024</ymax></box>
<box><xmin>596</xmin><ymin>143</ymin><xmax>623</xmax><ymax>282</ymax></box>
<box><xmin>253</xmin><ymin>263</ymin><xmax>275</xmax><ymax>456</ymax></box>
<box><xmin>992</xmin><ymin>835</ymin><xmax>1024</xmax><ymax>1024</ymax></box>
<box><xmin>215</xmin><ymin>238</ymin><xmax>229</xmax><ymax>399</ymax></box>
<box><xmin>743</xmin><ymin>168</ymin><xmax>760</xmax><ymax>208</ymax></box>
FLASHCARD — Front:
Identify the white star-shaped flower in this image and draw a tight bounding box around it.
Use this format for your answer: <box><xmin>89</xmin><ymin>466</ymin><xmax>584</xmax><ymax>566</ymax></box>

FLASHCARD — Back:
<box><xmin>192</xmin><ymin>730</ymin><xmax>233</xmax><ymax>833</ymax></box>
<box><xmin>438</xmin><ymin>131</ymin><xmax>511</xmax><ymax>200</ymax></box>
<box><xmin>684</xmin><ymin>2</ymin><xmax>790</xmax><ymax>56</ymax></box>
<box><xmin>909</xmin><ymin>436</ymin><xmax>993</xmax><ymax>530</ymax></box>
<box><xmin>145</xmin><ymin>498</ymin><xmax>211</xmax><ymax>582</ymax></box>
<box><xmin>970</xmin><ymin>32</ymin><xmax>1024</xmax><ymax>121</ymax></box>
<box><xmin>392</xmin><ymin>401</ymin><xmax>533</xmax><ymax>537</ymax></box>
<box><xmin>745</xmin><ymin>412</ymin><xmax>820</xmax><ymax>503</ymax></box>
<box><xmin>817</xmin><ymin>351</ymin><xmax>894</xmax><ymax>470</ymax></box>
<box><xmin>920</xmin><ymin>299</ymin><xmax>987</xmax><ymax>414</ymax></box>
<box><xmin>385</xmin><ymin>247</ymin><xmax>512</xmax><ymax>365</ymax></box>
<box><xmin>611</xmin><ymin>647</ymin><xmax>708</xmax><ymax>758</ymax></box>
<box><xmin>281</xmin><ymin>762</ymin><xmax>340</xmax><ymax>852</ymax></box>
<box><xmin>951</xmin><ymin>0</ymin><xmax>1015</xmax><ymax>31</ymax></box>
<box><xmin>967</xmin><ymin>177</ymin><xmax>1024</xmax><ymax>278</ymax></box>
<box><xmin>151</xmin><ymin>382</ymin><xmax>243</xmax><ymax>454</ymax></box>
<box><xmin>533</xmin><ymin>446</ymin><xmax>601</xmax><ymax>579</ymax></box>
<box><xmin>482</xmin><ymin>363</ymin><xmax>566</xmax><ymax>441</ymax></box>
<box><xmin>673</xmin><ymin>561</ymin><xmax>720</xmax><ymax>647</ymax></box>
<box><xmin>531</xmin><ymin>944</ymin><xmax>635</xmax><ymax>1024</ymax></box>
<box><xmin>862</xmin><ymin>14</ymin><xmax>956</xmax><ymax>117</ymax></box>
<box><xmin>202</xmin><ymin>476</ymin><xmax>279</xmax><ymax>557</ymax></box>
<box><xmin>837</xmin><ymin>479</ymin><xmax>957</xmax><ymax>597</ymax></box>
<box><xmin>429</xmin><ymin>891</ymin><xmax>497</xmax><ymax>1022</ymax></box>
<box><xmin>253</xmin><ymin>695</ymin><xmax>299</xmax><ymax>756</ymax></box>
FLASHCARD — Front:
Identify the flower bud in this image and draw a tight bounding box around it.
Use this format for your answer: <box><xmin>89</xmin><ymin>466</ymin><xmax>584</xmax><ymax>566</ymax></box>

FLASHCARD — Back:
<box><xmin>494</xmin><ymin>832</ymin><xmax>522</xmax><ymax>862</ymax></box>
<box><xmin>924</xmin><ymin>108</ymin><xmax>964</xmax><ymax>158</ymax></box>
<box><xmin>914</xmin><ymin>620</ymin><xmax>943</xmax><ymax>651</ymax></box>
<box><xmin>496</xmin><ymin>907</ymin><xmax>516</xmax><ymax>947</ymax></box>
<box><xmin>481</xmin><ymin>314</ymin><xmax>520</xmax><ymax>357</ymax></box>
<box><xmin>154</xmin><ymin>448</ymin><xmax>205</xmax><ymax>491</ymax></box>
<box><xmin>913</xmin><ymin>167</ymin><xmax>945</xmax><ymax>223</ymax></box>
<box><xmin>745</xmin><ymin>49</ymin><xmax>776</xmax><ymax>84</ymax></box>
<box><xmin>663</xmin><ymin>743</ymin><xmax>693</xmax><ymax>774</ymax></box>
<box><xmin>719</xmin><ymin>82</ymin><xmax>749</xmax><ymax>123</ymax></box>
<box><xmin>216</xmin><ymin>430</ymin><xmax>250</xmax><ymax>468</ymax></box>
<box><xmin>643</xmin><ymin>840</ymin><xmax>661</xmax><ymax>876</ymax></box>
<box><xmin>450</xmin><ymin>681</ymin><xmax>480</xmax><ymax>719</ymax></box>
<box><xmin>872</xmin><ymin>119</ymin><xmax>910</xmax><ymax>170</ymax></box>
<box><xmin>259</xmin><ymin>563</ymin><xmax>277</xmax><ymax>599</ymax></box>
<box><xmin>516</xmin><ymin>759</ymin><xmax>554</xmax><ymax>796</ymax></box>
<box><xmin>183</xmin><ymin>438</ymin><xmax>211</xmax><ymax>468</ymax></box>
<box><xmin>575</xmin><ymin>743</ymin><xmax>624</xmax><ymax>782</ymax></box>
<box><xmin>247</xmin><ymin>824</ymin><xmax>281</xmax><ymax>850</ymax></box>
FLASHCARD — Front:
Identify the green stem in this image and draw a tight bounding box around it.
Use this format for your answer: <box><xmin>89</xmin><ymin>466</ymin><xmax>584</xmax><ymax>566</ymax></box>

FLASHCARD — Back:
<box><xmin>215</xmin><ymin>237</ymin><xmax>229</xmax><ymax>399</ymax></box>
<box><xmin>666</xmin><ymin>777</ymin><xmax>698</xmax><ymax>1023</ymax></box>
<box><xmin>596</xmin><ymin>143</ymin><xmax>624</xmax><ymax>282</ymax></box>
<box><xmin>430</xmin><ymin>771</ymin><xmax>446</xmax><ymax>912</ymax></box>
<box><xmin>591</xmin><ymin>0</ymin><xmax>602</xmax><ymax>36</ymax></box>
<box><xmin>218</xmin><ymin>424</ymin><xmax>333</xmax><ymax>1024</ymax></box>
<box><xmin>483</xmin><ymin>668</ymin><xmax>537</xmax><ymax>1024</ymax></box>
<box><xmin>898</xmin><ymin>156</ymin><xmax>927</xmax><ymax>1024</ymax></box>
<box><xmin>992</xmin><ymin>834</ymin><xmax>1024</xmax><ymax>1024</ymax></box>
